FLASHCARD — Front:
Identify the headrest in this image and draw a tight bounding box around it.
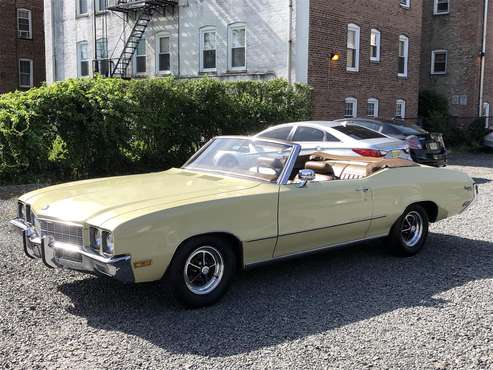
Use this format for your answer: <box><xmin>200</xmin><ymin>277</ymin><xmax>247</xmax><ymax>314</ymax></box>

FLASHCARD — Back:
<box><xmin>305</xmin><ymin>161</ymin><xmax>335</xmax><ymax>176</ymax></box>
<box><xmin>256</xmin><ymin>156</ymin><xmax>284</xmax><ymax>169</ymax></box>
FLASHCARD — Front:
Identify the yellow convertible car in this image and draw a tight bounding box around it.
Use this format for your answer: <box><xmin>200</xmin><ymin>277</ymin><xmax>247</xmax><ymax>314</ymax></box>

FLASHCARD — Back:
<box><xmin>11</xmin><ymin>136</ymin><xmax>477</xmax><ymax>307</ymax></box>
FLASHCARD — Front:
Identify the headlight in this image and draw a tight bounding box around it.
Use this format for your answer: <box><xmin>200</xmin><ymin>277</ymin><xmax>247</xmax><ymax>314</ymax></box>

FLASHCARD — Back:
<box><xmin>18</xmin><ymin>202</ymin><xmax>25</xmax><ymax>220</ymax></box>
<box><xmin>102</xmin><ymin>231</ymin><xmax>114</xmax><ymax>256</ymax></box>
<box><xmin>89</xmin><ymin>226</ymin><xmax>113</xmax><ymax>256</ymax></box>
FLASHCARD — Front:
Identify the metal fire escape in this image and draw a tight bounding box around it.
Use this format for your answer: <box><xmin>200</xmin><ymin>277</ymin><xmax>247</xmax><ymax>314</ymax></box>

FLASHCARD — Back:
<box><xmin>108</xmin><ymin>0</ymin><xmax>177</xmax><ymax>78</ymax></box>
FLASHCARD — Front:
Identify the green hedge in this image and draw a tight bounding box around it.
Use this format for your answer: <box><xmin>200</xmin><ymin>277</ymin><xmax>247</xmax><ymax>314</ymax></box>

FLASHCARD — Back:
<box><xmin>0</xmin><ymin>77</ymin><xmax>312</xmax><ymax>184</ymax></box>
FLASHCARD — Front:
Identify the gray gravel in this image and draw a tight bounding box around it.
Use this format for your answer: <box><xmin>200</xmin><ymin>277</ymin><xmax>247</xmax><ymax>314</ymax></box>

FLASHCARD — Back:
<box><xmin>0</xmin><ymin>154</ymin><xmax>492</xmax><ymax>370</ymax></box>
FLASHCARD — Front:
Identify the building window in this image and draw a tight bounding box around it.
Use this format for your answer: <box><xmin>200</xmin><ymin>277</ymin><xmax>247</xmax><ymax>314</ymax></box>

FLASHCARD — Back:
<box><xmin>17</xmin><ymin>9</ymin><xmax>32</xmax><ymax>39</ymax></box>
<box><xmin>345</xmin><ymin>97</ymin><xmax>358</xmax><ymax>118</ymax></box>
<box><xmin>431</xmin><ymin>50</ymin><xmax>448</xmax><ymax>74</ymax></box>
<box><xmin>452</xmin><ymin>95</ymin><xmax>468</xmax><ymax>106</ymax></box>
<box><xmin>370</xmin><ymin>29</ymin><xmax>381</xmax><ymax>62</ymax></box>
<box><xmin>157</xmin><ymin>34</ymin><xmax>171</xmax><ymax>73</ymax></box>
<box><xmin>395</xmin><ymin>99</ymin><xmax>406</xmax><ymax>119</ymax></box>
<box><xmin>200</xmin><ymin>27</ymin><xmax>217</xmax><ymax>72</ymax></box>
<box><xmin>347</xmin><ymin>24</ymin><xmax>360</xmax><ymax>72</ymax></box>
<box><xmin>398</xmin><ymin>35</ymin><xmax>409</xmax><ymax>77</ymax></box>
<box><xmin>96</xmin><ymin>0</ymin><xmax>107</xmax><ymax>13</ymax></box>
<box><xmin>229</xmin><ymin>23</ymin><xmax>246</xmax><ymax>70</ymax></box>
<box><xmin>368</xmin><ymin>98</ymin><xmax>379</xmax><ymax>118</ymax></box>
<box><xmin>77</xmin><ymin>0</ymin><xmax>88</xmax><ymax>15</ymax></box>
<box><xmin>400</xmin><ymin>0</ymin><xmax>411</xmax><ymax>8</ymax></box>
<box><xmin>95</xmin><ymin>38</ymin><xmax>109</xmax><ymax>76</ymax></box>
<box><xmin>135</xmin><ymin>39</ymin><xmax>146</xmax><ymax>74</ymax></box>
<box><xmin>77</xmin><ymin>41</ymin><xmax>89</xmax><ymax>77</ymax></box>
<box><xmin>434</xmin><ymin>0</ymin><xmax>449</xmax><ymax>14</ymax></box>
<box><xmin>18</xmin><ymin>59</ymin><xmax>33</xmax><ymax>88</ymax></box>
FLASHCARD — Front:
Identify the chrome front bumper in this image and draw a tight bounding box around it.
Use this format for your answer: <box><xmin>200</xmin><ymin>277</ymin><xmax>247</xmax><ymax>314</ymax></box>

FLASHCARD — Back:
<box><xmin>10</xmin><ymin>219</ymin><xmax>134</xmax><ymax>283</ymax></box>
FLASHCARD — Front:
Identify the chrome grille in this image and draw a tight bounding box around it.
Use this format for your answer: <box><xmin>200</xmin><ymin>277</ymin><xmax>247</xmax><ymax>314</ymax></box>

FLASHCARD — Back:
<box><xmin>38</xmin><ymin>220</ymin><xmax>84</xmax><ymax>247</ymax></box>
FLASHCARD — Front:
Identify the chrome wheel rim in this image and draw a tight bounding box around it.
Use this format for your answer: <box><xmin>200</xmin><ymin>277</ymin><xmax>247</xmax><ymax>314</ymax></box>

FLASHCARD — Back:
<box><xmin>401</xmin><ymin>211</ymin><xmax>424</xmax><ymax>247</ymax></box>
<box><xmin>184</xmin><ymin>246</ymin><xmax>224</xmax><ymax>295</ymax></box>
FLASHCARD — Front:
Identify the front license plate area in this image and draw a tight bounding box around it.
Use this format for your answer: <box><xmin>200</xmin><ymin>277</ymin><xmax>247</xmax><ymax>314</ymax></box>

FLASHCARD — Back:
<box><xmin>55</xmin><ymin>248</ymin><xmax>83</xmax><ymax>263</ymax></box>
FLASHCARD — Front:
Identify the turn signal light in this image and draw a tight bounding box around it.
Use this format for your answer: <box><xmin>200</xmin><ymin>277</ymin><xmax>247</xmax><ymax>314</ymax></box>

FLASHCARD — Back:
<box><xmin>133</xmin><ymin>260</ymin><xmax>152</xmax><ymax>268</ymax></box>
<box><xmin>352</xmin><ymin>148</ymin><xmax>384</xmax><ymax>157</ymax></box>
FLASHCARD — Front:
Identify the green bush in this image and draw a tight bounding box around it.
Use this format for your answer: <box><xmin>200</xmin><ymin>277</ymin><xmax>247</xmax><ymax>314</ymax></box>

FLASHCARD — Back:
<box><xmin>0</xmin><ymin>77</ymin><xmax>312</xmax><ymax>184</ymax></box>
<box><xmin>419</xmin><ymin>90</ymin><xmax>488</xmax><ymax>148</ymax></box>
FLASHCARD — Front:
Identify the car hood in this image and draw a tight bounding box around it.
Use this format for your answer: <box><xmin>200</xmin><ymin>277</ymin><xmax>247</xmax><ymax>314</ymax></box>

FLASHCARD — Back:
<box><xmin>20</xmin><ymin>168</ymin><xmax>261</xmax><ymax>227</ymax></box>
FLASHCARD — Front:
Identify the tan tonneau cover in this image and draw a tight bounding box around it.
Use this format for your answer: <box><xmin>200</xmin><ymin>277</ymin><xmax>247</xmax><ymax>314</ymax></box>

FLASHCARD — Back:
<box><xmin>309</xmin><ymin>152</ymin><xmax>418</xmax><ymax>178</ymax></box>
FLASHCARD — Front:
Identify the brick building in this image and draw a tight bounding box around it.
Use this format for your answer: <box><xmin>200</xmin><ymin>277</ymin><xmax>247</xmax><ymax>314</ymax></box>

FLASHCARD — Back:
<box><xmin>309</xmin><ymin>0</ymin><xmax>423</xmax><ymax>121</ymax></box>
<box><xmin>0</xmin><ymin>0</ymin><xmax>45</xmax><ymax>94</ymax></box>
<box><xmin>420</xmin><ymin>0</ymin><xmax>492</xmax><ymax>126</ymax></box>
<box><xmin>44</xmin><ymin>0</ymin><xmax>423</xmax><ymax>122</ymax></box>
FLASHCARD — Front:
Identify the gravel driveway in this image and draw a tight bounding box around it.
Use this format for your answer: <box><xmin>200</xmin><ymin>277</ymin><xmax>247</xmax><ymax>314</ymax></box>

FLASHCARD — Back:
<box><xmin>0</xmin><ymin>154</ymin><xmax>492</xmax><ymax>370</ymax></box>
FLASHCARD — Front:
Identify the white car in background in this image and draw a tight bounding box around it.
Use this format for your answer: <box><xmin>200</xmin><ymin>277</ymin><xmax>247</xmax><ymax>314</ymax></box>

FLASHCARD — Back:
<box><xmin>255</xmin><ymin>121</ymin><xmax>411</xmax><ymax>159</ymax></box>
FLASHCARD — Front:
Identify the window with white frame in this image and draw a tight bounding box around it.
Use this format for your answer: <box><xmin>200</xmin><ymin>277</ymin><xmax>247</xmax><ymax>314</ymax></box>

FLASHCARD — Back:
<box><xmin>200</xmin><ymin>27</ymin><xmax>217</xmax><ymax>72</ymax></box>
<box><xmin>157</xmin><ymin>34</ymin><xmax>171</xmax><ymax>73</ymax></box>
<box><xmin>17</xmin><ymin>9</ymin><xmax>32</xmax><ymax>39</ymax></box>
<box><xmin>95</xmin><ymin>38</ymin><xmax>109</xmax><ymax>76</ymax></box>
<box><xmin>370</xmin><ymin>29</ymin><xmax>381</xmax><ymax>62</ymax></box>
<box><xmin>431</xmin><ymin>50</ymin><xmax>447</xmax><ymax>74</ymax></box>
<box><xmin>347</xmin><ymin>24</ymin><xmax>360</xmax><ymax>71</ymax></box>
<box><xmin>368</xmin><ymin>98</ymin><xmax>379</xmax><ymax>118</ymax></box>
<box><xmin>400</xmin><ymin>0</ymin><xmax>411</xmax><ymax>8</ymax></box>
<box><xmin>395</xmin><ymin>99</ymin><xmax>406</xmax><ymax>119</ymax></box>
<box><xmin>18</xmin><ymin>59</ymin><xmax>33</xmax><ymax>88</ymax></box>
<box><xmin>77</xmin><ymin>41</ymin><xmax>89</xmax><ymax>77</ymax></box>
<box><xmin>434</xmin><ymin>0</ymin><xmax>449</xmax><ymax>14</ymax></box>
<box><xmin>398</xmin><ymin>35</ymin><xmax>409</xmax><ymax>77</ymax></box>
<box><xmin>77</xmin><ymin>0</ymin><xmax>88</xmax><ymax>15</ymax></box>
<box><xmin>135</xmin><ymin>39</ymin><xmax>146</xmax><ymax>74</ymax></box>
<box><xmin>96</xmin><ymin>0</ymin><xmax>107</xmax><ymax>13</ymax></box>
<box><xmin>345</xmin><ymin>97</ymin><xmax>358</xmax><ymax>118</ymax></box>
<box><xmin>229</xmin><ymin>23</ymin><xmax>246</xmax><ymax>70</ymax></box>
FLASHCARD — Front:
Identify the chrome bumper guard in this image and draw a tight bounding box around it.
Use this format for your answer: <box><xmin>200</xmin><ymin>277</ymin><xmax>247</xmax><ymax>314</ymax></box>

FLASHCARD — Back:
<box><xmin>9</xmin><ymin>219</ymin><xmax>134</xmax><ymax>283</ymax></box>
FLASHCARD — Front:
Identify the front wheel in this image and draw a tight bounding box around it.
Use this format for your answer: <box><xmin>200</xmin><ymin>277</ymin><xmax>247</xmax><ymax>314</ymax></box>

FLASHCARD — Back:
<box><xmin>167</xmin><ymin>236</ymin><xmax>236</xmax><ymax>308</ymax></box>
<box><xmin>387</xmin><ymin>205</ymin><xmax>429</xmax><ymax>256</ymax></box>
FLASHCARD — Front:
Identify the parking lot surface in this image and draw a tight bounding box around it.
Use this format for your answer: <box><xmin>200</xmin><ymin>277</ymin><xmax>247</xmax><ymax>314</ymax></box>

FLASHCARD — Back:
<box><xmin>0</xmin><ymin>154</ymin><xmax>492</xmax><ymax>370</ymax></box>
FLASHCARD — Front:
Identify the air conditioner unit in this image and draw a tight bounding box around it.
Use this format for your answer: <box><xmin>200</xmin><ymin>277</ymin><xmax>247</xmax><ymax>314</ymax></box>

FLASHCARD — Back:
<box><xmin>18</xmin><ymin>30</ymin><xmax>31</xmax><ymax>39</ymax></box>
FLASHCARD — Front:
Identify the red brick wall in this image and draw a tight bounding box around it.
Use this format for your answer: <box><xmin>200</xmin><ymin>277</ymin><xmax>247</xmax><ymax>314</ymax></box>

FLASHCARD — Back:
<box><xmin>308</xmin><ymin>0</ymin><xmax>422</xmax><ymax>122</ymax></box>
<box><xmin>0</xmin><ymin>0</ymin><xmax>45</xmax><ymax>94</ymax></box>
<box><xmin>420</xmin><ymin>0</ymin><xmax>484</xmax><ymax>122</ymax></box>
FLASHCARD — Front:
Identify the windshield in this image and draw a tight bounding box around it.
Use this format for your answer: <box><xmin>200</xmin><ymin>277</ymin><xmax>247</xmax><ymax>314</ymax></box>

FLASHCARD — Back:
<box><xmin>390</xmin><ymin>123</ymin><xmax>428</xmax><ymax>135</ymax></box>
<box><xmin>184</xmin><ymin>138</ymin><xmax>294</xmax><ymax>182</ymax></box>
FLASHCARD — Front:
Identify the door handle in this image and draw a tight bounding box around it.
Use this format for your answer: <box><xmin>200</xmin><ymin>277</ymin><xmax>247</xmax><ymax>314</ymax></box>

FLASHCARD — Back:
<box><xmin>355</xmin><ymin>187</ymin><xmax>369</xmax><ymax>193</ymax></box>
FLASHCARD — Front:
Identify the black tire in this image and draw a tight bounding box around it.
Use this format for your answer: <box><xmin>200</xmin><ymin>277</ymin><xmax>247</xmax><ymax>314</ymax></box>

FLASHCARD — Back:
<box><xmin>387</xmin><ymin>204</ymin><xmax>429</xmax><ymax>257</ymax></box>
<box><xmin>167</xmin><ymin>235</ymin><xmax>236</xmax><ymax>308</ymax></box>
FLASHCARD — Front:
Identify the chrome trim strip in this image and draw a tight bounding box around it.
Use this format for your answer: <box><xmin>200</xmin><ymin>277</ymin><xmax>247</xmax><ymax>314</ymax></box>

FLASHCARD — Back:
<box><xmin>36</xmin><ymin>217</ymin><xmax>83</xmax><ymax>228</ymax></box>
<box><xmin>277</xmin><ymin>216</ymin><xmax>386</xmax><ymax>238</ymax></box>
<box><xmin>245</xmin><ymin>233</ymin><xmax>389</xmax><ymax>270</ymax></box>
<box><xmin>244</xmin><ymin>235</ymin><xmax>278</xmax><ymax>243</ymax></box>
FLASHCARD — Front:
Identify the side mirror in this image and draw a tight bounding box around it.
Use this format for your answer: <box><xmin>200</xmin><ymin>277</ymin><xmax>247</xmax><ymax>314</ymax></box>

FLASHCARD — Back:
<box><xmin>297</xmin><ymin>169</ymin><xmax>316</xmax><ymax>188</ymax></box>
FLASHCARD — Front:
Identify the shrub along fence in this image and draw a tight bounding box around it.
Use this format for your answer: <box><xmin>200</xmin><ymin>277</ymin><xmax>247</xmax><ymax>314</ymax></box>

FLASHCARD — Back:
<box><xmin>0</xmin><ymin>77</ymin><xmax>312</xmax><ymax>184</ymax></box>
<box><xmin>419</xmin><ymin>90</ymin><xmax>489</xmax><ymax>148</ymax></box>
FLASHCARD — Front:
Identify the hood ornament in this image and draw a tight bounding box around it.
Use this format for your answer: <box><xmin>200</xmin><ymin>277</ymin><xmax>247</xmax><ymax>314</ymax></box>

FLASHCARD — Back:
<box><xmin>41</xmin><ymin>204</ymin><xmax>50</xmax><ymax>211</ymax></box>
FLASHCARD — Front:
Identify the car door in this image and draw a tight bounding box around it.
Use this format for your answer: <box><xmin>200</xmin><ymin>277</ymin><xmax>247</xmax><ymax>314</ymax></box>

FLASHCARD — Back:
<box><xmin>274</xmin><ymin>179</ymin><xmax>373</xmax><ymax>257</ymax></box>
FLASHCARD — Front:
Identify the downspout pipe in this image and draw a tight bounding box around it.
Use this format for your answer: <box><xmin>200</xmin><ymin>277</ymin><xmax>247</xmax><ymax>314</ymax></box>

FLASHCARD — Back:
<box><xmin>287</xmin><ymin>0</ymin><xmax>293</xmax><ymax>84</ymax></box>
<box><xmin>479</xmin><ymin>0</ymin><xmax>488</xmax><ymax>117</ymax></box>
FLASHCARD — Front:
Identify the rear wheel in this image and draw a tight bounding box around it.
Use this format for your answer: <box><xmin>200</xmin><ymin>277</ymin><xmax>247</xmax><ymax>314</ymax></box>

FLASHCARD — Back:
<box><xmin>168</xmin><ymin>236</ymin><xmax>236</xmax><ymax>308</ymax></box>
<box><xmin>387</xmin><ymin>204</ymin><xmax>429</xmax><ymax>256</ymax></box>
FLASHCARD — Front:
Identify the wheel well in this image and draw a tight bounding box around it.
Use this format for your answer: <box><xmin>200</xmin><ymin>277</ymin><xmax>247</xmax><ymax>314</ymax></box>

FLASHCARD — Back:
<box><xmin>413</xmin><ymin>201</ymin><xmax>439</xmax><ymax>223</ymax></box>
<box><xmin>174</xmin><ymin>232</ymin><xmax>244</xmax><ymax>270</ymax></box>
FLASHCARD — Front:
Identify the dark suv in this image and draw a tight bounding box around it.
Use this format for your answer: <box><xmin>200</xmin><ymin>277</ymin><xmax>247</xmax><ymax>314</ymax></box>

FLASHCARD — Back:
<box><xmin>337</xmin><ymin>118</ymin><xmax>447</xmax><ymax>167</ymax></box>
